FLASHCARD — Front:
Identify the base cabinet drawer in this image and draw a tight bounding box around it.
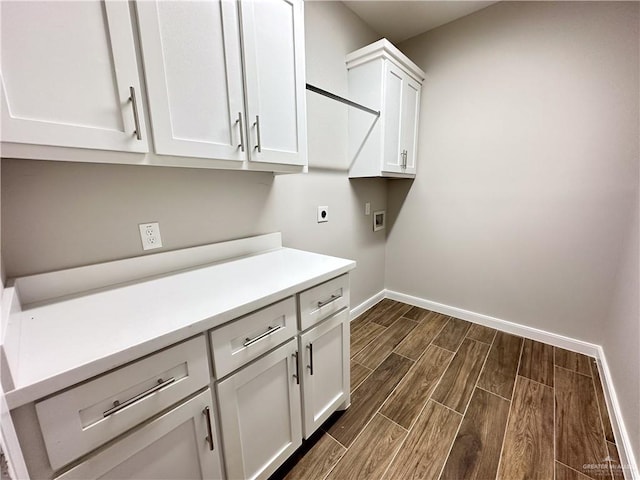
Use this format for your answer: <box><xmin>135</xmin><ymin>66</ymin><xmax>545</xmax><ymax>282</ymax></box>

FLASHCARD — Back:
<box><xmin>36</xmin><ymin>335</ymin><xmax>210</xmax><ymax>470</ymax></box>
<box><xmin>298</xmin><ymin>274</ymin><xmax>349</xmax><ymax>330</ymax></box>
<box><xmin>216</xmin><ymin>338</ymin><xmax>302</xmax><ymax>480</ymax></box>
<box><xmin>210</xmin><ymin>297</ymin><xmax>297</xmax><ymax>378</ymax></box>
<box><xmin>299</xmin><ymin>308</ymin><xmax>350</xmax><ymax>438</ymax></box>
<box><xmin>55</xmin><ymin>389</ymin><xmax>223</xmax><ymax>480</ymax></box>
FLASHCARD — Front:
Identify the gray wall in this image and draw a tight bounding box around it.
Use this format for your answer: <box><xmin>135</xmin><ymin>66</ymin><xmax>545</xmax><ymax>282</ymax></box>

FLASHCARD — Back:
<box><xmin>390</xmin><ymin>1</ymin><xmax>638</xmax><ymax>343</ymax></box>
<box><xmin>0</xmin><ymin>1</ymin><xmax>385</xmax><ymax>309</ymax></box>
<box><xmin>390</xmin><ymin>1</ymin><xmax>639</xmax><ymax>458</ymax></box>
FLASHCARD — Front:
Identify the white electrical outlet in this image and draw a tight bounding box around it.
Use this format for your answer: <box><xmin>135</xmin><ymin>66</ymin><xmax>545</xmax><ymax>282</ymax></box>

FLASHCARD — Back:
<box><xmin>139</xmin><ymin>222</ymin><xmax>163</xmax><ymax>250</ymax></box>
<box><xmin>365</xmin><ymin>202</ymin><xmax>371</xmax><ymax>215</ymax></box>
<box><xmin>317</xmin><ymin>206</ymin><xmax>328</xmax><ymax>223</ymax></box>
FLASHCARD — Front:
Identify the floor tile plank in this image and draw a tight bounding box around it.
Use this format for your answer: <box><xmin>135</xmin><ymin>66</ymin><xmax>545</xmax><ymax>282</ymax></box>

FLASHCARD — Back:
<box><xmin>350</xmin><ymin>361</ymin><xmax>372</xmax><ymax>393</ymax></box>
<box><xmin>606</xmin><ymin>442</ymin><xmax>625</xmax><ymax>479</ymax></box>
<box><xmin>372</xmin><ymin>301</ymin><xmax>412</xmax><ymax>327</ymax></box>
<box><xmin>433</xmin><ymin>317</ymin><xmax>472</xmax><ymax>352</ymax></box>
<box><xmin>350</xmin><ymin>321</ymin><xmax>386</xmax><ymax>358</ymax></box>
<box><xmin>555</xmin><ymin>366</ymin><xmax>611</xmax><ymax>479</ymax></box>
<box><xmin>393</xmin><ymin>312</ymin><xmax>449</xmax><ymax>360</ymax></box>
<box><xmin>402</xmin><ymin>306</ymin><xmax>433</xmax><ymax>322</ymax></box>
<box><xmin>380</xmin><ymin>345</ymin><xmax>453</xmax><ymax>429</ymax></box>
<box><xmin>519</xmin><ymin>339</ymin><xmax>554</xmax><ymax>387</ymax></box>
<box><xmin>477</xmin><ymin>331</ymin><xmax>523</xmax><ymax>399</ymax></box>
<box><xmin>326</xmin><ymin>414</ymin><xmax>406</xmax><ymax>480</ymax></box>
<box><xmin>466</xmin><ymin>323</ymin><xmax>497</xmax><ymax>344</ymax></box>
<box><xmin>555</xmin><ymin>347</ymin><xmax>593</xmax><ymax>376</ymax></box>
<box><xmin>327</xmin><ymin>353</ymin><xmax>413</xmax><ymax>447</ymax></box>
<box><xmin>383</xmin><ymin>400</ymin><xmax>462</xmax><ymax>480</ymax></box>
<box><xmin>432</xmin><ymin>338</ymin><xmax>490</xmax><ymax>413</ymax></box>
<box><xmin>590</xmin><ymin>361</ymin><xmax>616</xmax><ymax>444</ymax></box>
<box><xmin>283</xmin><ymin>434</ymin><xmax>346</xmax><ymax>480</ymax></box>
<box><xmin>440</xmin><ymin>388</ymin><xmax>511</xmax><ymax>480</ymax></box>
<box><xmin>497</xmin><ymin>376</ymin><xmax>554</xmax><ymax>480</ymax></box>
<box><xmin>352</xmin><ymin>317</ymin><xmax>418</xmax><ymax>369</ymax></box>
<box><xmin>556</xmin><ymin>462</ymin><xmax>595</xmax><ymax>480</ymax></box>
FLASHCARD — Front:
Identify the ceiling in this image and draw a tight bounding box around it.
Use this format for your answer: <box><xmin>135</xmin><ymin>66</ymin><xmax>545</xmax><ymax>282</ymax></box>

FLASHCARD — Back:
<box><xmin>342</xmin><ymin>1</ymin><xmax>498</xmax><ymax>43</ymax></box>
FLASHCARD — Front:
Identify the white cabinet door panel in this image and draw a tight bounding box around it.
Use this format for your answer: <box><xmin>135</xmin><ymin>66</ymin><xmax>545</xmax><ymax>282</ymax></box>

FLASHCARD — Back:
<box><xmin>401</xmin><ymin>77</ymin><xmax>421</xmax><ymax>175</ymax></box>
<box><xmin>300</xmin><ymin>309</ymin><xmax>349</xmax><ymax>438</ymax></box>
<box><xmin>240</xmin><ymin>0</ymin><xmax>306</xmax><ymax>165</ymax></box>
<box><xmin>0</xmin><ymin>0</ymin><xmax>148</xmax><ymax>152</ymax></box>
<box><xmin>382</xmin><ymin>62</ymin><xmax>404</xmax><ymax>174</ymax></box>
<box><xmin>217</xmin><ymin>339</ymin><xmax>302</xmax><ymax>480</ymax></box>
<box><xmin>137</xmin><ymin>0</ymin><xmax>246</xmax><ymax>161</ymax></box>
<box><xmin>57</xmin><ymin>390</ymin><xmax>223</xmax><ymax>480</ymax></box>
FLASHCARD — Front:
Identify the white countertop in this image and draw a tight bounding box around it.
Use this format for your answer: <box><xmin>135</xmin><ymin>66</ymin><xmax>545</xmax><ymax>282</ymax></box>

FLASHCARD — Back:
<box><xmin>4</xmin><ymin>244</ymin><xmax>355</xmax><ymax>408</ymax></box>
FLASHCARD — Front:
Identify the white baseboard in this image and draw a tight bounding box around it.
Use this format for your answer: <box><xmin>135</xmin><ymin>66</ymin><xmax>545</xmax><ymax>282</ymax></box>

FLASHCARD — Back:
<box><xmin>596</xmin><ymin>348</ymin><xmax>639</xmax><ymax>480</ymax></box>
<box><xmin>350</xmin><ymin>290</ymin><xmax>385</xmax><ymax>321</ymax></box>
<box><xmin>381</xmin><ymin>289</ymin><xmax>637</xmax><ymax>480</ymax></box>
<box><xmin>386</xmin><ymin>290</ymin><xmax>601</xmax><ymax>357</ymax></box>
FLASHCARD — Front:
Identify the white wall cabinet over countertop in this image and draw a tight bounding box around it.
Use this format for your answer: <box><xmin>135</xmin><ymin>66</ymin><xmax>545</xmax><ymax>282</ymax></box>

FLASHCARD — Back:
<box><xmin>137</xmin><ymin>0</ymin><xmax>307</xmax><ymax>167</ymax></box>
<box><xmin>0</xmin><ymin>0</ymin><xmax>149</xmax><ymax>153</ymax></box>
<box><xmin>0</xmin><ymin>0</ymin><xmax>307</xmax><ymax>172</ymax></box>
<box><xmin>347</xmin><ymin>38</ymin><xmax>425</xmax><ymax>178</ymax></box>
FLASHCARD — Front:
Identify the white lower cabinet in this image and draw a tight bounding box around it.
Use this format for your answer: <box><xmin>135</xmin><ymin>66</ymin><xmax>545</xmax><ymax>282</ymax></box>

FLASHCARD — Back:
<box><xmin>216</xmin><ymin>339</ymin><xmax>302</xmax><ymax>480</ymax></box>
<box><xmin>56</xmin><ymin>389</ymin><xmax>223</xmax><ymax>480</ymax></box>
<box><xmin>299</xmin><ymin>308</ymin><xmax>350</xmax><ymax>438</ymax></box>
<box><xmin>12</xmin><ymin>271</ymin><xmax>351</xmax><ymax>480</ymax></box>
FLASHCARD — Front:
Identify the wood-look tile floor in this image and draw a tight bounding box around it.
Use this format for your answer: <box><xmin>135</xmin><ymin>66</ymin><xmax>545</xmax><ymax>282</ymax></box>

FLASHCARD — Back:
<box><xmin>270</xmin><ymin>300</ymin><xmax>626</xmax><ymax>480</ymax></box>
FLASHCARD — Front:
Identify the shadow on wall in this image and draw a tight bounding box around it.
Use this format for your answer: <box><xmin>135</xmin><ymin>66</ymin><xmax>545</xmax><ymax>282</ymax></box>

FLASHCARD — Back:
<box><xmin>385</xmin><ymin>178</ymin><xmax>414</xmax><ymax>234</ymax></box>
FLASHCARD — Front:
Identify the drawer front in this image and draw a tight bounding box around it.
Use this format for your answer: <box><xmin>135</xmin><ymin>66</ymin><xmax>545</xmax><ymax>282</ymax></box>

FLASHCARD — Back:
<box><xmin>36</xmin><ymin>335</ymin><xmax>209</xmax><ymax>471</ymax></box>
<box><xmin>298</xmin><ymin>274</ymin><xmax>350</xmax><ymax>331</ymax></box>
<box><xmin>210</xmin><ymin>297</ymin><xmax>297</xmax><ymax>378</ymax></box>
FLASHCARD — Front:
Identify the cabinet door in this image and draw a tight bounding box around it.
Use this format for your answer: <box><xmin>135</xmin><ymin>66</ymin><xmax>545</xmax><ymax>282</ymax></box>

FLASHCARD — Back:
<box><xmin>300</xmin><ymin>308</ymin><xmax>349</xmax><ymax>438</ymax></box>
<box><xmin>400</xmin><ymin>76</ymin><xmax>421</xmax><ymax>175</ymax></box>
<box><xmin>56</xmin><ymin>390</ymin><xmax>223</xmax><ymax>480</ymax></box>
<box><xmin>381</xmin><ymin>62</ymin><xmax>405</xmax><ymax>174</ymax></box>
<box><xmin>0</xmin><ymin>1</ymin><xmax>148</xmax><ymax>153</ymax></box>
<box><xmin>136</xmin><ymin>1</ymin><xmax>246</xmax><ymax>161</ymax></box>
<box><xmin>217</xmin><ymin>339</ymin><xmax>302</xmax><ymax>480</ymax></box>
<box><xmin>239</xmin><ymin>0</ymin><xmax>307</xmax><ymax>166</ymax></box>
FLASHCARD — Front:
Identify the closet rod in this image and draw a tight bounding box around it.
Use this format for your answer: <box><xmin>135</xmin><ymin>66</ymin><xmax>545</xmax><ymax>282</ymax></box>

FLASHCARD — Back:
<box><xmin>306</xmin><ymin>83</ymin><xmax>380</xmax><ymax>117</ymax></box>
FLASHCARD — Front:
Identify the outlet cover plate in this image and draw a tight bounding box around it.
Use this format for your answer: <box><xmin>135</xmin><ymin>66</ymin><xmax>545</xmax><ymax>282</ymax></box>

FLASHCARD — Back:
<box><xmin>317</xmin><ymin>206</ymin><xmax>328</xmax><ymax>223</ymax></box>
<box><xmin>139</xmin><ymin>222</ymin><xmax>163</xmax><ymax>250</ymax></box>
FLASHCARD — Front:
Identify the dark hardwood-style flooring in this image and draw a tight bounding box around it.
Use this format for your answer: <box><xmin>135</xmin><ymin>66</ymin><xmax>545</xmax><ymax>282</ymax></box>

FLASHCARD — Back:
<box><xmin>271</xmin><ymin>300</ymin><xmax>625</xmax><ymax>480</ymax></box>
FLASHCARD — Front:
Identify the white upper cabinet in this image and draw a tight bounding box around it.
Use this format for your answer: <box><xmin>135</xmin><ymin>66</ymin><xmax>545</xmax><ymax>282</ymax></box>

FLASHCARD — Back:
<box><xmin>240</xmin><ymin>0</ymin><xmax>307</xmax><ymax>166</ymax></box>
<box><xmin>136</xmin><ymin>1</ymin><xmax>245</xmax><ymax>162</ymax></box>
<box><xmin>347</xmin><ymin>39</ymin><xmax>425</xmax><ymax>178</ymax></box>
<box><xmin>0</xmin><ymin>0</ymin><xmax>148</xmax><ymax>153</ymax></box>
<box><xmin>137</xmin><ymin>0</ymin><xmax>307</xmax><ymax>168</ymax></box>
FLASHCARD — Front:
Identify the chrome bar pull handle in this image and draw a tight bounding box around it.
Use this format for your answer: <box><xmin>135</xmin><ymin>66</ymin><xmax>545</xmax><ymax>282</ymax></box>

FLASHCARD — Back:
<box><xmin>254</xmin><ymin>115</ymin><xmax>262</xmax><ymax>152</ymax></box>
<box><xmin>317</xmin><ymin>294</ymin><xmax>341</xmax><ymax>309</ymax></box>
<box><xmin>104</xmin><ymin>377</ymin><xmax>175</xmax><ymax>417</ymax></box>
<box><xmin>129</xmin><ymin>86</ymin><xmax>142</xmax><ymax>141</ymax></box>
<box><xmin>236</xmin><ymin>112</ymin><xmax>245</xmax><ymax>152</ymax></box>
<box><xmin>243</xmin><ymin>324</ymin><xmax>282</xmax><ymax>347</ymax></box>
<box><xmin>203</xmin><ymin>407</ymin><xmax>215</xmax><ymax>451</ymax></box>
<box><xmin>307</xmin><ymin>343</ymin><xmax>314</xmax><ymax>375</ymax></box>
<box><xmin>292</xmin><ymin>351</ymin><xmax>300</xmax><ymax>384</ymax></box>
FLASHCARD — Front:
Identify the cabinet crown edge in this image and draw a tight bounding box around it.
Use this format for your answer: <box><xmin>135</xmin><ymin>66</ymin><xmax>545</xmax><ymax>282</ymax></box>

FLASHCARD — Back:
<box><xmin>346</xmin><ymin>38</ymin><xmax>425</xmax><ymax>83</ymax></box>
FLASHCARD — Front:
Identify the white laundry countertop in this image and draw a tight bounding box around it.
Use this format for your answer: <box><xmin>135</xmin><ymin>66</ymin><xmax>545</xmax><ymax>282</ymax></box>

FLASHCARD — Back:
<box><xmin>3</xmin><ymin>240</ymin><xmax>355</xmax><ymax>409</ymax></box>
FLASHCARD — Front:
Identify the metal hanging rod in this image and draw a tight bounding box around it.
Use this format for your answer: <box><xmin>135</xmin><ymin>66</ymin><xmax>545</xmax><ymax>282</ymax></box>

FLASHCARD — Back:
<box><xmin>306</xmin><ymin>83</ymin><xmax>380</xmax><ymax>117</ymax></box>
